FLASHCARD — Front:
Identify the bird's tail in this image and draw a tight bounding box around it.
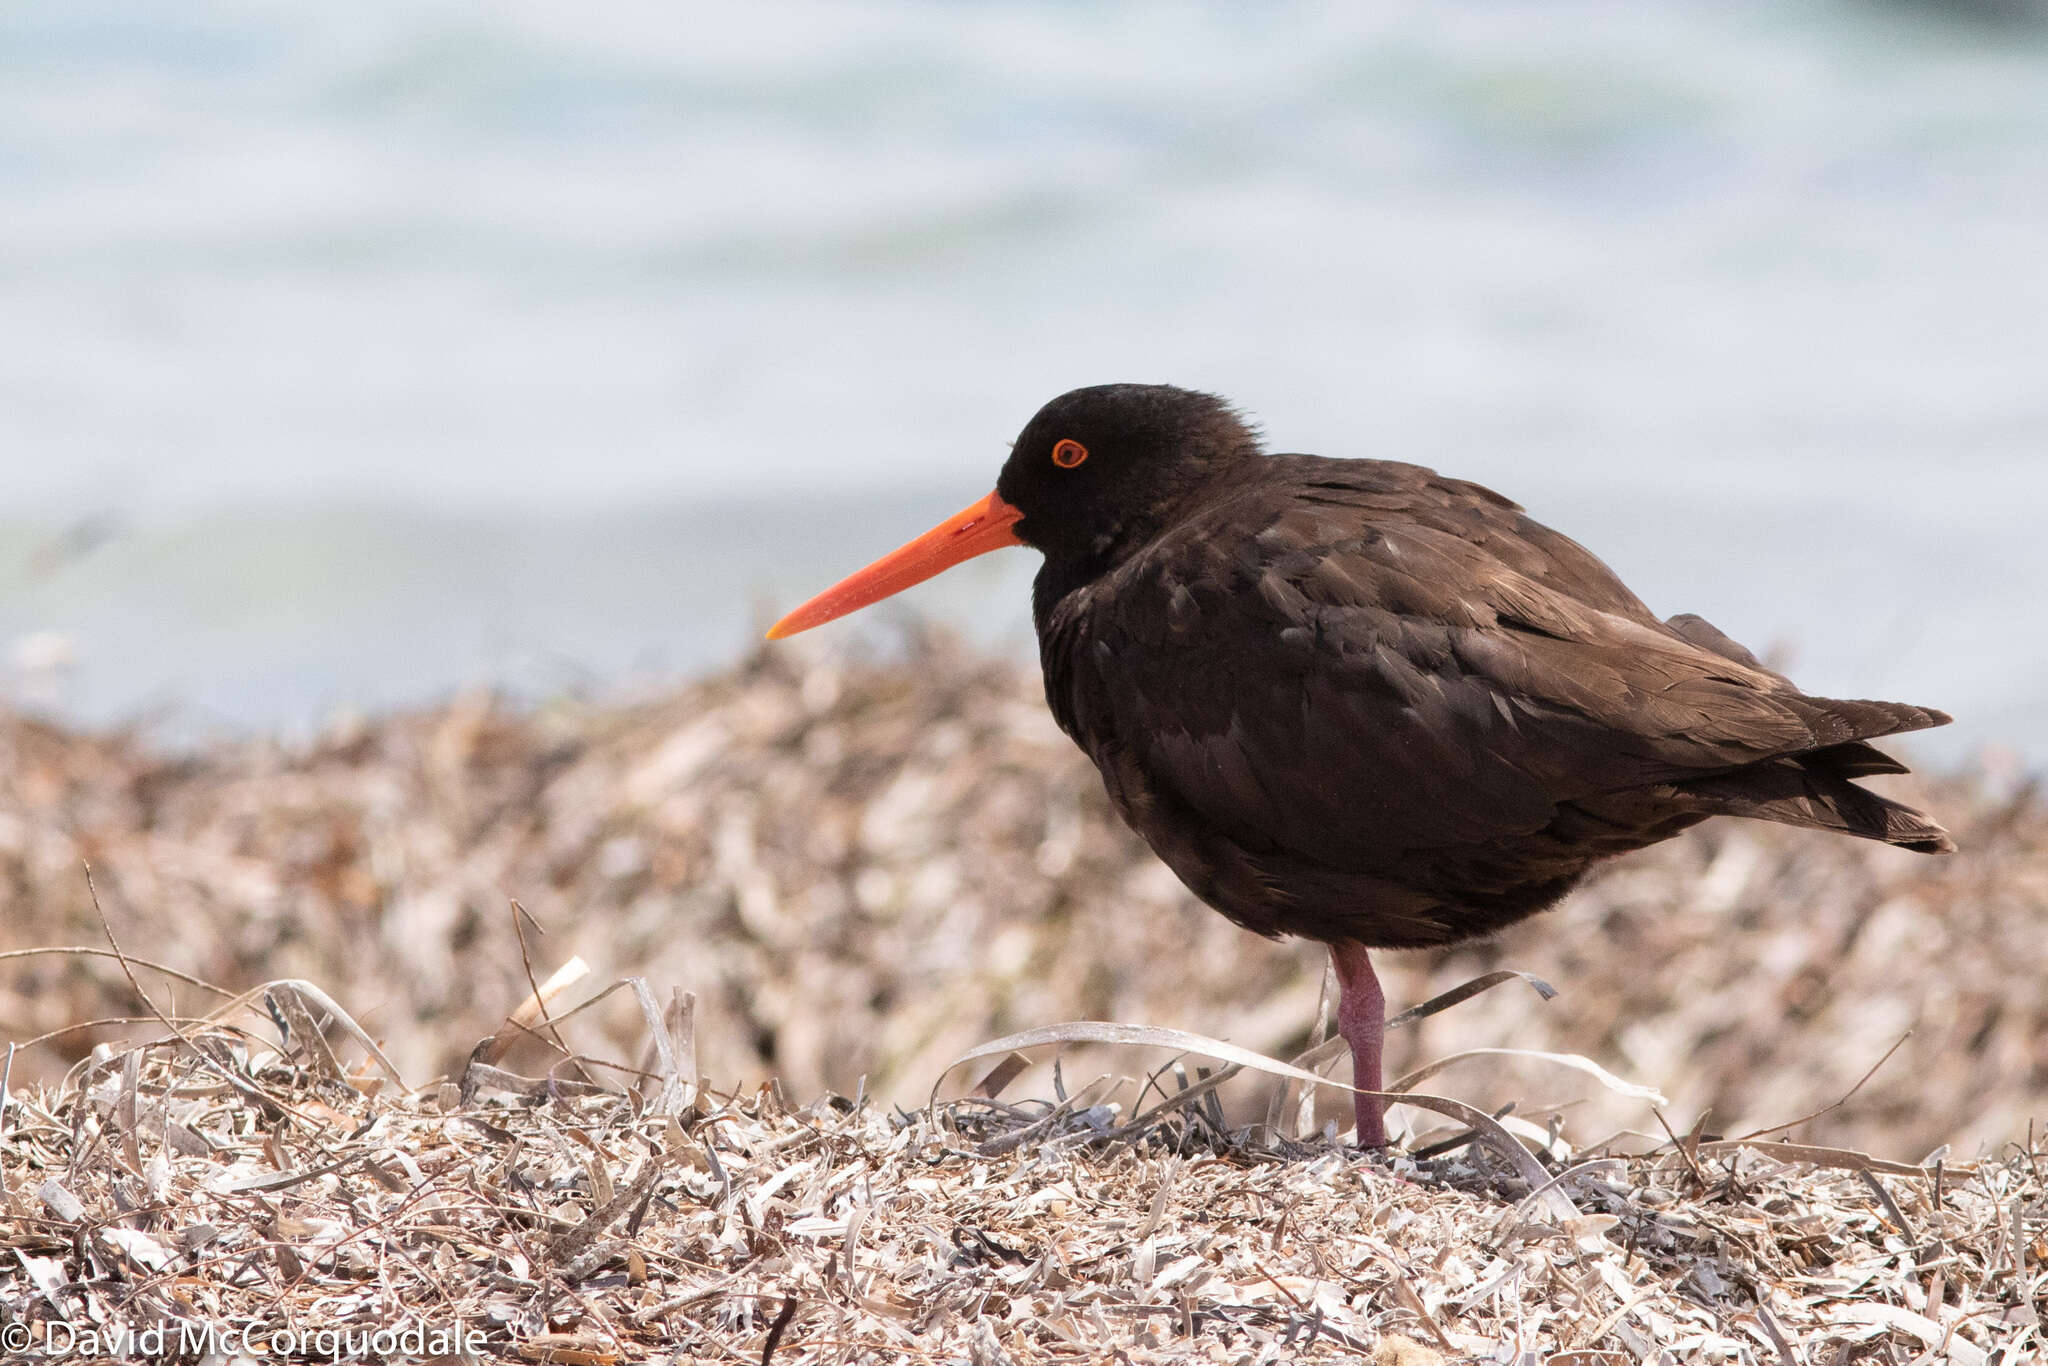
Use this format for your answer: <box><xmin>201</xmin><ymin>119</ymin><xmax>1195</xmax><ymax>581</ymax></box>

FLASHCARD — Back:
<box><xmin>1679</xmin><ymin>762</ymin><xmax>1954</xmax><ymax>853</ymax></box>
<box><xmin>1674</xmin><ymin>698</ymin><xmax>1955</xmax><ymax>854</ymax></box>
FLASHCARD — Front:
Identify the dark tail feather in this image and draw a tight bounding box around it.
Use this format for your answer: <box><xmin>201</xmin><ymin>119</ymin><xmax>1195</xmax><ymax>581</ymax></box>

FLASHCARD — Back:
<box><xmin>1664</xmin><ymin>613</ymin><xmax>1952</xmax><ymax>747</ymax></box>
<box><xmin>1786</xmin><ymin>695</ymin><xmax>1952</xmax><ymax>749</ymax></box>
<box><xmin>1677</xmin><ymin>756</ymin><xmax>1955</xmax><ymax>854</ymax></box>
<box><xmin>1801</xmin><ymin>739</ymin><xmax>1909</xmax><ymax>778</ymax></box>
<box><xmin>1661</xmin><ymin>613</ymin><xmax>1952</xmax><ymax>848</ymax></box>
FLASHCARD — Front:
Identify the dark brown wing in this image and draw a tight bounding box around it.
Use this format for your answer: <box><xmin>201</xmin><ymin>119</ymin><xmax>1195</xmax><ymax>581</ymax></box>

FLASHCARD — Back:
<box><xmin>1041</xmin><ymin>455</ymin><xmax>1946</xmax><ymax>868</ymax></box>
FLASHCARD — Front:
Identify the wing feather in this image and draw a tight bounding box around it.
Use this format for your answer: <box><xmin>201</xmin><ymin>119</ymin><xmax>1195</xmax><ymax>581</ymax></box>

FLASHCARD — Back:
<box><xmin>1043</xmin><ymin>455</ymin><xmax>1938</xmax><ymax>869</ymax></box>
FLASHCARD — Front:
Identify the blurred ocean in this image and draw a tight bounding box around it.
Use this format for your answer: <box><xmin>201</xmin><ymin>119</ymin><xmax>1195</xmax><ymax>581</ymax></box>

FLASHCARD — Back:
<box><xmin>1</xmin><ymin>1</ymin><xmax>2043</xmax><ymax>760</ymax></box>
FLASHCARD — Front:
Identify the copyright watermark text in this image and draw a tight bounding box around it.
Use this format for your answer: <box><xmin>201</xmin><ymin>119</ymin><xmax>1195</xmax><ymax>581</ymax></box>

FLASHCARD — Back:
<box><xmin>2</xmin><ymin>1315</ymin><xmax>489</xmax><ymax>1359</ymax></box>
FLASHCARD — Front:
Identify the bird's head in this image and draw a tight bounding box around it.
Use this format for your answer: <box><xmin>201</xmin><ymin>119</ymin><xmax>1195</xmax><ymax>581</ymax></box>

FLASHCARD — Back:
<box><xmin>767</xmin><ymin>384</ymin><xmax>1256</xmax><ymax>639</ymax></box>
<box><xmin>997</xmin><ymin>384</ymin><xmax>1256</xmax><ymax>562</ymax></box>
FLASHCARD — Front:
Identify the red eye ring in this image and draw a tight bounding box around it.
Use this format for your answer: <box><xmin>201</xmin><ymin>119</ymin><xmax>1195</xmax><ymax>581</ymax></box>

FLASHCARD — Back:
<box><xmin>1052</xmin><ymin>438</ymin><xmax>1088</xmax><ymax>469</ymax></box>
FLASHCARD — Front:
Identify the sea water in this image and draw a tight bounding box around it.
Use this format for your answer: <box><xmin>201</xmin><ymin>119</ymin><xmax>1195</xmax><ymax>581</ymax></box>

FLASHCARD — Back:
<box><xmin>1</xmin><ymin>1</ymin><xmax>2042</xmax><ymax>760</ymax></box>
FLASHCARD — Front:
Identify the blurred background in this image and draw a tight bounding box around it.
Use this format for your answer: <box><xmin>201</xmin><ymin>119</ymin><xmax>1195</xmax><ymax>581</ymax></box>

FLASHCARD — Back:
<box><xmin>2</xmin><ymin>0</ymin><xmax>2044</xmax><ymax>760</ymax></box>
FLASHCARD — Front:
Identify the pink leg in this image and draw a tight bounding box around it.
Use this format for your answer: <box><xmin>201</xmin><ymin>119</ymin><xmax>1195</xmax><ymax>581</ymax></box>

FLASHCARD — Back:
<box><xmin>1330</xmin><ymin>940</ymin><xmax>1388</xmax><ymax>1148</ymax></box>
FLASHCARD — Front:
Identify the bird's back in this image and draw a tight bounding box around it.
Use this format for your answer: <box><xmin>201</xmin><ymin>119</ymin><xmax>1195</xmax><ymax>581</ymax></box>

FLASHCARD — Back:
<box><xmin>1034</xmin><ymin>453</ymin><xmax>1950</xmax><ymax>948</ymax></box>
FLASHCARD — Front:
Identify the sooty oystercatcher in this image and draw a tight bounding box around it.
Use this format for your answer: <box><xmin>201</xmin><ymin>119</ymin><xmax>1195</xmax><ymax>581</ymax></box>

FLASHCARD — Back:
<box><xmin>768</xmin><ymin>384</ymin><xmax>1953</xmax><ymax>1147</ymax></box>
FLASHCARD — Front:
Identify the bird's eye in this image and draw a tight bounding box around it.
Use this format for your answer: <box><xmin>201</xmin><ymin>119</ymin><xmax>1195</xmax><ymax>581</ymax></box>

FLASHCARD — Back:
<box><xmin>1052</xmin><ymin>438</ymin><xmax>1088</xmax><ymax>469</ymax></box>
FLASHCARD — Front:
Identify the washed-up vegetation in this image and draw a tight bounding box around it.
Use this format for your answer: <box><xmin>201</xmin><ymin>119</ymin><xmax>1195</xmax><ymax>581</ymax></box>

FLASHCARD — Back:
<box><xmin>1</xmin><ymin>631</ymin><xmax>2045</xmax><ymax>1359</ymax></box>
<box><xmin>2</xmin><ymin>630</ymin><xmax>2039</xmax><ymax>1152</ymax></box>
<box><xmin>1</xmin><ymin>966</ymin><xmax>2043</xmax><ymax>1363</ymax></box>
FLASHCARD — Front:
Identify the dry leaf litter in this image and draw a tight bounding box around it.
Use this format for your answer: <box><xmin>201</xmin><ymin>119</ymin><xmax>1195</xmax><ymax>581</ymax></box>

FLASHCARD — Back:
<box><xmin>2</xmin><ymin>631</ymin><xmax>2038</xmax><ymax>1154</ymax></box>
<box><xmin>2</xmin><ymin>969</ymin><xmax>2046</xmax><ymax>1363</ymax></box>
<box><xmin>1</xmin><ymin>631</ymin><xmax>2045</xmax><ymax>1360</ymax></box>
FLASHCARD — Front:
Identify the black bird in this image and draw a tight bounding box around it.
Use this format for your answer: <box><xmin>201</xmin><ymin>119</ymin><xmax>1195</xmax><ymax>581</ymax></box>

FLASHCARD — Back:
<box><xmin>769</xmin><ymin>384</ymin><xmax>1953</xmax><ymax>1147</ymax></box>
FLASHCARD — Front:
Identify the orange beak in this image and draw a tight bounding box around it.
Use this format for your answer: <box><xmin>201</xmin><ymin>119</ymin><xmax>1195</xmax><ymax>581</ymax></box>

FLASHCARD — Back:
<box><xmin>765</xmin><ymin>490</ymin><xmax>1026</xmax><ymax>639</ymax></box>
